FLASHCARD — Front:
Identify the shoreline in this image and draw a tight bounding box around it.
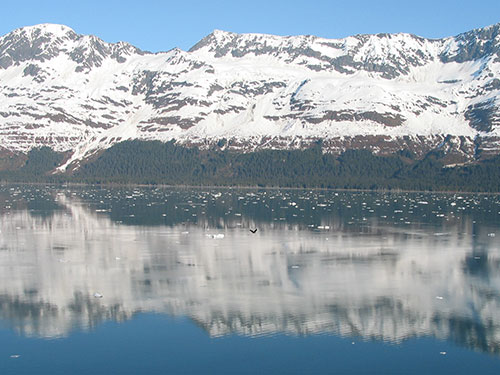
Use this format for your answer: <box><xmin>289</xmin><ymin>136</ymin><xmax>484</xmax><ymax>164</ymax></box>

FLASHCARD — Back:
<box><xmin>1</xmin><ymin>180</ymin><xmax>499</xmax><ymax>195</ymax></box>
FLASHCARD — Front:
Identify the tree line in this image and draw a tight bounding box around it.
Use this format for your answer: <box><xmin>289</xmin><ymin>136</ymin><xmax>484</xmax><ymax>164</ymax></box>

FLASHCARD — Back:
<box><xmin>1</xmin><ymin>141</ymin><xmax>499</xmax><ymax>192</ymax></box>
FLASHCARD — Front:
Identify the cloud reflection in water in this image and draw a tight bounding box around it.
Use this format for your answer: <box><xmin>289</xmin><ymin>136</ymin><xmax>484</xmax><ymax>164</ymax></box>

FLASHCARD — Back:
<box><xmin>0</xmin><ymin>187</ymin><xmax>499</xmax><ymax>356</ymax></box>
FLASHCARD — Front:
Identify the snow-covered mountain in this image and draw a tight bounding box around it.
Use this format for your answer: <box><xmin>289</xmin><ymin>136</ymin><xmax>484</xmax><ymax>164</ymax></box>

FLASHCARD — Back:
<box><xmin>1</xmin><ymin>23</ymin><xmax>500</xmax><ymax>171</ymax></box>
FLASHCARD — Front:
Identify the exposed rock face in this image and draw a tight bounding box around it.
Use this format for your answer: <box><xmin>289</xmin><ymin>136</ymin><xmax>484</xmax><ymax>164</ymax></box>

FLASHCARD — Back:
<box><xmin>0</xmin><ymin>23</ymin><xmax>499</xmax><ymax>170</ymax></box>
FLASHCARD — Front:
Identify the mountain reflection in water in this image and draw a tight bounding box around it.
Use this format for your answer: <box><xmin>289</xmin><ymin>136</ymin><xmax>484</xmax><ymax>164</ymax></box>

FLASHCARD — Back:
<box><xmin>0</xmin><ymin>186</ymin><xmax>499</xmax><ymax>356</ymax></box>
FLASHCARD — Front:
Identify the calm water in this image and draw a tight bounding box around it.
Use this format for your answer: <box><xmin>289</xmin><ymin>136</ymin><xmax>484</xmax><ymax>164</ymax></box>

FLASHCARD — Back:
<box><xmin>1</xmin><ymin>185</ymin><xmax>500</xmax><ymax>374</ymax></box>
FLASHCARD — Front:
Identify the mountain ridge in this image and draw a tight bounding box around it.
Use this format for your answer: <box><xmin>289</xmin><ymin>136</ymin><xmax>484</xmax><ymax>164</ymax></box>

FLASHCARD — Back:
<box><xmin>0</xmin><ymin>22</ymin><xmax>499</xmax><ymax>173</ymax></box>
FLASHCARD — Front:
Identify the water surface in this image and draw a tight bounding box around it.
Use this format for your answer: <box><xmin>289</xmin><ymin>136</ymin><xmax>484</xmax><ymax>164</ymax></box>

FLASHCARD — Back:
<box><xmin>1</xmin><ymin>186</ymin><xmax>500</xmax><ymax>374</ymax></box>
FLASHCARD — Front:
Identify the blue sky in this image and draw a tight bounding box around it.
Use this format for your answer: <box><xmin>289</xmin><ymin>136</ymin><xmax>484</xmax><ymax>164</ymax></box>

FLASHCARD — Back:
<box><xmin>1</xmin><ymin>0</ymin><xmax>499</xmax><ymax>52</ymax></box>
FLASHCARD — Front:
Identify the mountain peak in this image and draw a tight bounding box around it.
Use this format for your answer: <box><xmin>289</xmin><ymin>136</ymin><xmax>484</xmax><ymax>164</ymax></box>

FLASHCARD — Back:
<box><xmin>464</xmin><ymin>22</ymin><xmax>500</xmax><ymax>35</ymax></box>
<box><xmin>211</xmin><ymin>29</ymin><xmax>234</xmax><ymax>36</ymax></box>
<box><xmin>0</xmin><ymin>23</ymin><xmax>148</xmax><ymax>71</ymax></box>
<box><xmin>188</xmin><ymin>29</ymin><xmax>235</xmax><ymax>53</ymax></box>
<box><xmin>11</xmin><ymin>23</ymin><xmax>76</xmax><ymax>38</ymax></box>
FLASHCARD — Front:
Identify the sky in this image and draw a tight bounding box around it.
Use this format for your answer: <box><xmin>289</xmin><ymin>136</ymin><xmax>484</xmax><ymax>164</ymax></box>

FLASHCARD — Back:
<box><xmin>1</xmin><ymin>0</ymin><xmax>499</xmax><ymax>52</ymax></box>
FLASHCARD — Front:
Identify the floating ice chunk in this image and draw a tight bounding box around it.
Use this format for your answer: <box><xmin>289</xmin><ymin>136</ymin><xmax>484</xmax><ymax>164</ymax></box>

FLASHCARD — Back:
<box><xmin>440</xmin><ymin>352</ymin><xmax>447</xmax><ymax>355</ymax></box>
<box><xmin>291</xmin><ymin>265</ymin><xmax>300</xmax><ymax>269</ymax></box>
<box><xmin>435</xmin><ymin>296</ymin><xmax>444</xmax><ymax>300</ymax></box>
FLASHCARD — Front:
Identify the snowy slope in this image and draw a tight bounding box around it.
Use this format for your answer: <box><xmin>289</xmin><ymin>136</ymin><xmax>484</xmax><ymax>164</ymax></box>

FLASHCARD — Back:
<box><xmin>0</xmin><ymin>23</ymin><xmax>499</xmax><ymax>170</ymax></box>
